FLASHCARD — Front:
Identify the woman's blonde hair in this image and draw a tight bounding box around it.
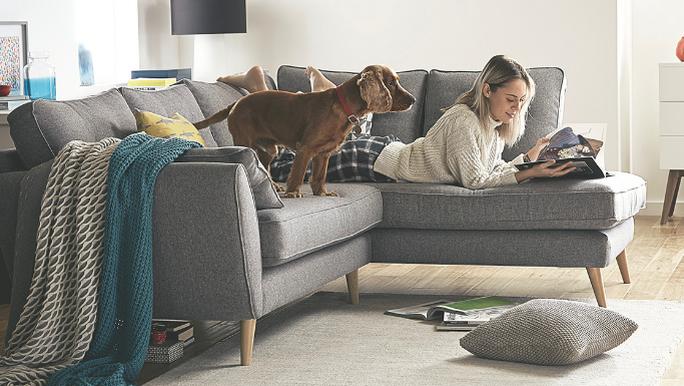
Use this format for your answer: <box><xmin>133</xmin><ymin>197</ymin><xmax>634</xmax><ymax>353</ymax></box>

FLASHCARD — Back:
<box><xmin>455</xmin><ymin>55</ymin><xmax>535</xmax><ymax>146</ymax></box>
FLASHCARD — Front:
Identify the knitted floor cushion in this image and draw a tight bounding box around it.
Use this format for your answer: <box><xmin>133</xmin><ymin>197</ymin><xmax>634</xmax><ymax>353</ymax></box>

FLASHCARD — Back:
<box><xmin>460</xmin><ymin>299</ymin><xmax>639</xmax><ymax>366</ymax></box>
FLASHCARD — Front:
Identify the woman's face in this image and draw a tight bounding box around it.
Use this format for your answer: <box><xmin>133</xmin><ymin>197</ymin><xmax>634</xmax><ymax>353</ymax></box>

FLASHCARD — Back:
<box><xmin>484</xmin><ymin>78</ymin><xmax>527</xmax><ymax>124</ymax></box>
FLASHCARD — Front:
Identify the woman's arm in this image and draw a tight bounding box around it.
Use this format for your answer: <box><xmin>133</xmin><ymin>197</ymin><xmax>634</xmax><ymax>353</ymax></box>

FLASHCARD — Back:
<box><xmin>515</xmin><ymin>160</ymin><xmax>576</xmax><ymax>182</ymax></box>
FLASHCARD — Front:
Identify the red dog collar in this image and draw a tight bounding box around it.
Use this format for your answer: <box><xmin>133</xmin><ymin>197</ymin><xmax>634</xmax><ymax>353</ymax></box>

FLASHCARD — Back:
<box><xmin>335</xmin><ymin>86</ymin><xmax>361</xmax><ymax>126</ymax></box>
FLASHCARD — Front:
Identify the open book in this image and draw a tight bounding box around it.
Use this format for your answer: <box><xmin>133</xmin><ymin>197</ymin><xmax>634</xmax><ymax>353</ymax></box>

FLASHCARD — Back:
<box><xmin>385</xmin><ymin>296</ymin><xmax>517</xmax><ymax>321</ymax></box>
<box><xmin>515</xmin><ymin>126</ymin><xmax>606</xmax><ymax>179</ymax></box>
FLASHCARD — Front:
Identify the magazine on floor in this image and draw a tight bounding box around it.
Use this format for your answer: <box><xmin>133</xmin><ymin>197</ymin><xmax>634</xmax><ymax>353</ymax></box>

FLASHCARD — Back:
<box><xmin>436</xmin><ymin>304</ymin><xmax>517</xmax><ymax>331</ymax></box>
<box><xmin>384</xmin><ymin>296</ymin><xmax>517</xmax><ymax>321</ymax></box>
<box><xmin>515</xmin><ymin>126</ymin><xmax>607</xmax><ymax>179</ymax></box>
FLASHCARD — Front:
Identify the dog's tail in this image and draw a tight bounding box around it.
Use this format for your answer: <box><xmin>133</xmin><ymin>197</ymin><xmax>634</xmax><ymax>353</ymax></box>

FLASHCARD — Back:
<box><xmin>192</xmin><ymin>102</ymin><xmax>236</xmax><ymax>129</ymax></box>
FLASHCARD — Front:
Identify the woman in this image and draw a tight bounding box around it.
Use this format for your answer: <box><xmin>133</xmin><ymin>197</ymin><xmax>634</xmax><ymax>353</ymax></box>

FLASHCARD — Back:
<box><xmin>220</xmin><ymin>55</ymin><xmax>575</xmax><ymax>189</ymax></box>
<box><xmin>373</xmin><ymin>55</ymin><xmax>575</xmax><ymax>188</ymax></box>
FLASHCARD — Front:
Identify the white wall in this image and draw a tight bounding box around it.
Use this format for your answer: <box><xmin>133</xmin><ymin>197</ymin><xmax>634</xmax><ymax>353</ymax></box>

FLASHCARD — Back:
<box><xmin>11</xmin><ymin>0</ymin><xmax>684</xmax><ymax>216</ymax></box>
<box><xmin>178</xmin><ymin>0</ymin><xmax>622</xmax><ymax>173</ymax></box>
<box><xmin>631</xmin><ymin>0</ymin><xmax>684</xmax><ymax>215</ymax></box>
<box><xmin>137</xmin><ymin>0</ymin><xmax>185</xmax><ymax>70</ymax></box>
<box><xmin>0</xmin><ymin>0</ymin><xmax>138</xmax><ymax>100</ymax></box>
<box><xmin>0</xmin><ymin>0</ymin><xmax>80</xmax><ymax>99</ymax></box>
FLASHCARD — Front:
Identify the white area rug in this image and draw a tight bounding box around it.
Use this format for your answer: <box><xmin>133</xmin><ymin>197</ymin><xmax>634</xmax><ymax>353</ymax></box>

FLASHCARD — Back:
<box><xmin>145</xmin><ymin>293</ymin><xmax>684</xmax><ymax>386</ymax></box>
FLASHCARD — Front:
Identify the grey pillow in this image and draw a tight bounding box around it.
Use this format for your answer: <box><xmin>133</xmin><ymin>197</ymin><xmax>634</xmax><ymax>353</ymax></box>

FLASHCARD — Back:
<box><xmin>459</xmin><ymin>299</ymin><xmax>638</xmax><ymax>366</ymax></box>
<box><xmin>177</xmin><ymin>79</ymin><xmax>246</xmax><ymax>146</ymax></box>
<box><xmin>120</xmin><ymin>85</ymin><xmax>218</xmax><ymax>147</ymax></box>
<box><xmin>8</xmin><ymin>89</ymin><xmax>137</xmax><ymax>168</ymax></box>
<box><xmin>176</xmin><ymin>146</ymin><xmax>283</xmax><ymax>210</ymax></box>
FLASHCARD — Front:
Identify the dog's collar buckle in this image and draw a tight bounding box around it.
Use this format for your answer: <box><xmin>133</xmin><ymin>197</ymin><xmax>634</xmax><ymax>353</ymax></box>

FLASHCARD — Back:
<box><xmin>347</xmin><ymin>115</ymin><xmax>361</xmax><ymax>126</ymax></box>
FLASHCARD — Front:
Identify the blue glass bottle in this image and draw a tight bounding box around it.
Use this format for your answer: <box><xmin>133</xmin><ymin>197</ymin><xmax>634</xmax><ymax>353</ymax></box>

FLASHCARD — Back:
<box><xmin>22</xmin><ymin>51</ymin><xmax>56</xmax><ymax>100</ymax></box>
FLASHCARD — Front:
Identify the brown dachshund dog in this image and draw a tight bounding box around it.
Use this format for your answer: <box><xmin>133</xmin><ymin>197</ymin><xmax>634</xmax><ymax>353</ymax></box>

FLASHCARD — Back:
<box><xmin>193</xmin><ymin>65</ymin><xmax>415</xmax><ymax>198</ymax></box>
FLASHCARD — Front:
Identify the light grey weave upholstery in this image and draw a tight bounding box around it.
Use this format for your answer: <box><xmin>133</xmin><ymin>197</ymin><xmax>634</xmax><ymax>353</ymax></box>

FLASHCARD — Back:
<box><xmin>362</xmin><ymin>172</ymin><xmax>645</xmax><ymax>231</ymax></box>
<box><xmin>257</xmin><ymin>184</ymin><xmax>381</xmax><ymax>267</ymax></box>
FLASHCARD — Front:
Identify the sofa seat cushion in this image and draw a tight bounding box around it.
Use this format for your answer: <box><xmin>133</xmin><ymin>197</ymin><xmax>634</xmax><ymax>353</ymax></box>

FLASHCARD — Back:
<box><xmin>365</xmin><ymin>172</ymin><xmax>645</xmax><ymax>231</ymax></box>
<box><xmin>257</xmin><ymin>184</ymin><xmax>382</xmax><ymax>267</ymax></box>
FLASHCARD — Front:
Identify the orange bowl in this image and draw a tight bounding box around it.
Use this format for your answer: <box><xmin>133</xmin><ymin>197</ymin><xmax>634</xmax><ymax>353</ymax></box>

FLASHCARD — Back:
<box><xmin>0</xmin><ymin>85</ymin><xmax>11</xmax><ymax>97</ymax></box>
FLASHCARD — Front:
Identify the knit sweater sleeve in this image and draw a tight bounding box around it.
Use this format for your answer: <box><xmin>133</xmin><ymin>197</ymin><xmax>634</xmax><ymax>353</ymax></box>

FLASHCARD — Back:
<box><xmin>445</xmin><ymin>114</ymin><xmax>519</xmax><ymax>189</ymax></box>
<box><xmin>493</xmin><ymin>153</ymin><xmax>526</xmax><ymax>174</ymax></box>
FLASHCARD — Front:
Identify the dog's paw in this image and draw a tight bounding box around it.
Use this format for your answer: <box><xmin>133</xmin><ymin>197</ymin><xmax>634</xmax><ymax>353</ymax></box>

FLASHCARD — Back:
<box><xmin>284</xmin><ymin>191</ymin><xmax>304</xmax><ymax>198</ymax></box>
<box><xmin>314</xmin><ymin>191</ymin><xmax>338</xmax><ymax>197</ymax></box>
<box><xmin>272</xmin><ymin>183</ymin><xmax>286</xmax><ymax>192</ymax></box>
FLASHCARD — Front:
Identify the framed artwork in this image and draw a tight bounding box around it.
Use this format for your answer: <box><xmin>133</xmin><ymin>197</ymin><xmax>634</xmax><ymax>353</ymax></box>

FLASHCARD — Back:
<box><xmin>0</xmin><ymin>21</ymin><xmax>28</xmax><ymax>95</ymax></box>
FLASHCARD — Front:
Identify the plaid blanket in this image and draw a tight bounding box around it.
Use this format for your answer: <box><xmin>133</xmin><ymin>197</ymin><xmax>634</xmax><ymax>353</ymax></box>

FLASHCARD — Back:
<box><xmin>270</xmin><ymin>134</ymin><xmax>401</xmax><ymax>183</ymax></box>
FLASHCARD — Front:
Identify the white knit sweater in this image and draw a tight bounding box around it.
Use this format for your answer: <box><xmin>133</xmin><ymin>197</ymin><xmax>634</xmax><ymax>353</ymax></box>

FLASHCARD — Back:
<box><xmin>373</xmin><ymin>104</ymin><xmax>526</xmax><ymax>189</ymax></box>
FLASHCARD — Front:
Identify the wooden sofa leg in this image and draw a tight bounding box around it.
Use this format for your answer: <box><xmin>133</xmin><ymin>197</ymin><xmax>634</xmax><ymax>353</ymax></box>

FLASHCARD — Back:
<box><xmin>346</xmin><ymin>269</ymin><xmax>360</xmax><ymax>305</ymax></box>
<box><xmin>616</xmin><ymin>250</ymin><xmax>631</xmax><ymax>284</ymax></box>
<box><xmin>586</xmin><ymin>267</ymin><xmax>607</xmax><ymax>308</ymax></box>
<box><xmin>240</xmin><ymin>319</ymin><xmax>256</xmax><ymax>366</ymax></box>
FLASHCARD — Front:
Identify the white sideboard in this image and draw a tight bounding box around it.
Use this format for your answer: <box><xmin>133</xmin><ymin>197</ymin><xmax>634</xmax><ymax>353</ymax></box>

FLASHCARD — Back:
<box><xmin>659</xmin><ymin>63</ymin><xmax>684</xmax><ymax>224</ymax></box>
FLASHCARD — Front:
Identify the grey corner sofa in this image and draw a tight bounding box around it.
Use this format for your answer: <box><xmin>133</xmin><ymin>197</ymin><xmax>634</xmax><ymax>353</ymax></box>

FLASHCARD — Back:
<box><xmin>0</xmin><ymin>64</ymin><xmax>646</xmax><ymax>367</ymax></box>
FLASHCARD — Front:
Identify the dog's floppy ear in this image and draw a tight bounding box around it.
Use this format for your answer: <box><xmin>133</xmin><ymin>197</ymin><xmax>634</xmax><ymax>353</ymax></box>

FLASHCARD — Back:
<box><xmin>357</xmin><ymin>69</ymin><xmax>392</xmax><ymax>113</ymax></box>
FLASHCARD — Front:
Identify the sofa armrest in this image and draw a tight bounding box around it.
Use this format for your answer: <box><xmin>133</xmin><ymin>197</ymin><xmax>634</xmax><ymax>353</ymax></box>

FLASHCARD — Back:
<box><xmin>152</xmin><ymin>162</ymin><xmax>264</xmax><ymax>321</ymax></box>
<box><xmin>7</xmin><ymin>160</ymin><xmax>264</xmax><ymax>343</ymax></box>
<box><xmin>0</xmin><ymin>149</ymin><xmax>27</xmax><ymax>173</ymax></box>
<box><xmin>7</xmin><ymin>160</ymin><xmax>51</xmax><ymax>342</ymax></box>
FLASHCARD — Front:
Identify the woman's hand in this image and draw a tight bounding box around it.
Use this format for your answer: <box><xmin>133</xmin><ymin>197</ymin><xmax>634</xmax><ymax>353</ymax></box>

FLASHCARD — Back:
<box><xmin>526</xmin><ymin>137</ymin><xmax>550</xmax><ymax>162</ymax></box>
<box><xmin>515</xmin><ymin>160</ymin><xmax>576</xmax><ymax>183</ymax></box>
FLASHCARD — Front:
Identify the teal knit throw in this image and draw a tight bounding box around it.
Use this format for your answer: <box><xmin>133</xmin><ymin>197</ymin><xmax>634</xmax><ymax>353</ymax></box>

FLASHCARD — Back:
<box><xmin>48</xmin><ymin>133</ymin><xmax>200</xmax><ymax>385</ymax></box>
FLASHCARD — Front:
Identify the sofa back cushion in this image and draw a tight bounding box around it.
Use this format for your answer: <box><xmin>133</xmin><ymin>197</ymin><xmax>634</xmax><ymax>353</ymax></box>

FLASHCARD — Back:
<box><xmin>120</xmin><ymin>84</ymin><xmax>218</xmax><ymax>147</ymax></box>
<box><xmin>277</xmin><ymin>65</ymin><xmax>428</xmax><ymax>143</ymax></box>
<box><xmin>8</xmin><ymin>89</ymin><xmax>137</xmax><ymax>168</ymax></box>
<box><xmin>424</xmin><ymin>67</ymin><xmax>566</xmax><ymax>161</ymax></box>
<box><xmin>178</xmin><ymin>79</ymin><xmax>246</xmax><ymax>146</ymax></box>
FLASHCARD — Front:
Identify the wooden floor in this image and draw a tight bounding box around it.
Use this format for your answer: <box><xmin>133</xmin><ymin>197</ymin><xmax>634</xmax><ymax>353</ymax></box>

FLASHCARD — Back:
<box><xmin>1</xmin><ymin>215</ymin><xmax>684</xmax><ymax>384</ymax></box>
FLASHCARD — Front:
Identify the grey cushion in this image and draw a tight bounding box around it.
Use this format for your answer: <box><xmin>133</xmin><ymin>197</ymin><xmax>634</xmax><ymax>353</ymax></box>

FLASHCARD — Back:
<box><xmin>460</xmin><ymin>299</ymin><xmax>638</xmax><ymax>365</ymax></box>
<box><xmin>176</xmin><ymin>146</ymin><xmax>283</xmax><ymax>210</ymax></box>
<box><xmin>361</xmin><ymin>172</ymin><xmax>645</xmax><ymax>231</ymax></box>
<box><xmin>424</xmin><ymin>68</ymin><xmax>566</xmax><ymax>161</ymax></box>
<box><xmin>277</xmin><ymin>65</ymin><xmax>428</xmax><ymax>142</ymax></box>
<box><xmin>8</xmin><ymin>89</ymin><xmax>137</xmax><ymax>168</ymax></box>
<box><xmin>257</xmin><ymin>183</ymin><xmax>382</xmax><ymax>267</ymax></box>
<box><xmin>178</xmin><ymin>79</ymin><xmax>246</xmax><ymax>146</ymax></box>
<box><xmin>120</xmin><ymin>85</ymin><xmax>218</xmax><ymax>147</ymax></box>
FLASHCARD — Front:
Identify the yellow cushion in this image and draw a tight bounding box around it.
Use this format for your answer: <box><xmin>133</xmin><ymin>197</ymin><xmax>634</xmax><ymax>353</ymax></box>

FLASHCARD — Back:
<box><xmin>134</xmin><ymin>110</ymin><xmax>206</xmax><ymax>146</ymax></box>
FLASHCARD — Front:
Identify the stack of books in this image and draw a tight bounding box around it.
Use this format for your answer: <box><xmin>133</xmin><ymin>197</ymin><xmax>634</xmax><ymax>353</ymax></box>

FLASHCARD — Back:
<box><xmin>1</xmin><ymin>95</ymin><xmax>29</xmax><ymax>110</ymax></box>
<box><xmin>145</xmin><ymin>319</ymin><xmax>195</xmax><ymax>364</ymax></box>
<box><xmin>131</xmin><ymin>68</ymin><xmax>191</xmax><ymax>81</ymax></box>
<box><xmin>146</xmin><ymin>340</ymin><xmax>183</xmax><ymax>364</ymax></box>
<box><xmin>153</xmin><ymin>319</ymin><xmax>195</xmax><ymax>348</ymax></box>
<box><xmin>126</xmin><ymin>78</ymin><xmax>177</xmax><ymax>91</ymax></box>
